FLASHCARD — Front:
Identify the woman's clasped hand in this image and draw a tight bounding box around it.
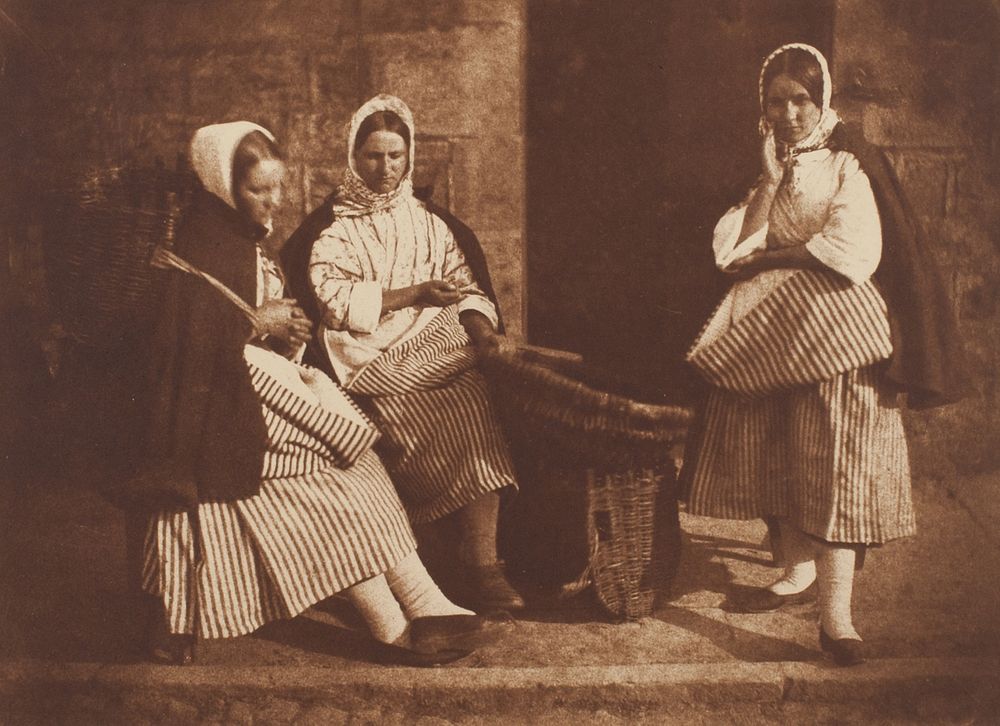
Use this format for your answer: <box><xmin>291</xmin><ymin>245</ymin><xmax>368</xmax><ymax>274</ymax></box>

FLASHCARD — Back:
<box><xmin>255</xmin><ymin>297</ymin><xmax>312</xmax><ymax>346</ymax></box>
<box><xmin>419</xmin><ymin>279</ymin><xmax>463</xmax><ymax>307</ymax></box>
<box><xmin>722</xmin><ymin>249</ymin><xmax>769</xmax><ymax>279</ymax></box>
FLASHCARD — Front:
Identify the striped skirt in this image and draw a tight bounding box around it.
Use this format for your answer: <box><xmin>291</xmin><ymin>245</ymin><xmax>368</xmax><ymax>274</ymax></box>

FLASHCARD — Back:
<box><xmin>143</xmin><ymin>352</ymin><xmax>416</xmax><ymax>638</ymax></box>
<box><xmin>685</xmin><ymin>367</ymin><xmax>914</xmax><ymax>544</ymax></box>
<box><xmin>350</xmin><ymin>307</ymin><xmax>517</xmax><ymax>524</ymax></box>
<box><xmin>682</xmin><ymin>270</ymin><xmax>915</xmax><ymax>544</ymax></box>
<box><xmin>685</xmin><ymin>270</ymin><xmax>913</xmax><ymax>544</ymax></box>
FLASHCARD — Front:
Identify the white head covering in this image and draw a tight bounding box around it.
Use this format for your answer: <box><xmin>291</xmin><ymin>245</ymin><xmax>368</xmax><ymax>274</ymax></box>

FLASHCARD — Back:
<box><xmin>189</xmin><ymin>121</ymin><xmax>276</xmax><ymax>209</ymax></box>
<box><xmin>758</xmin><ymin>43</ymin><xmax>840</xmax><ymax>157</ymax></box>
<box><xmin>332</xmin><ymin>94</ymin><xmax>416</xmax><ymax>218</ymax></box>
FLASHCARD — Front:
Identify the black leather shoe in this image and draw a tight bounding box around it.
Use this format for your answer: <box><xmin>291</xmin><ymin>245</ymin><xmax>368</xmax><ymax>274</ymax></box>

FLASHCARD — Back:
<box><xmin>410</xmin><ymin>614</ymin><xmax>500</xmax><ymax>654</ymax></box>
<box><xmin>819</xmin><ymin>628</ymin><xmax>866</xmax><ymax>667</ymax></box>
<box><xmin>735</xmin><ymin>582</ymin><xmax>817</xmax><ymax>613</ymax></box>
<box><xmin>147</xmin><ymin>616</ymin><xmax>196</xmax><ymax>666</ymax></box>
<box><xmin>467</xmin><ymin>562</ymin><xmax>526</xmax><ymax>613</ymax></box>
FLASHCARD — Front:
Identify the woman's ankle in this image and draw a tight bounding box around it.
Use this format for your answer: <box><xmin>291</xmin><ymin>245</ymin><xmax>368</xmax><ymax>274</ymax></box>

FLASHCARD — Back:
<box><xmin>767</xmin><ymin>560</ymin><xmax>816</xmax><ymax>595</ymax></box>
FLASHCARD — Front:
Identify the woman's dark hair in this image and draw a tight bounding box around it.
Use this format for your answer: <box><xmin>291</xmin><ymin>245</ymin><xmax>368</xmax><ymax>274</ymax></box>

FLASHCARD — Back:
<box><xmin>232</xmin><ymin>130</ymin><xmax>283</xmax><ymax>188</ymax></box>
<box><xmin>353</xmin><ymin>111</ymin><xmax>411</xmax><ymax>154</ymax></box>
<box><xmin>762</xmin><ymin>48</ymin><xmax>824</xmax><ymax>108</ymax></box>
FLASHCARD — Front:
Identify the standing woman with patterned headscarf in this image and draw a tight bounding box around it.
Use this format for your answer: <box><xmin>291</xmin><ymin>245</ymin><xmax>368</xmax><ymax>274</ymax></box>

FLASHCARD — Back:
<box><xmin>682</xmin><ymin>44</ymin><xmax>968</xmax><ymax>666</ymax></box>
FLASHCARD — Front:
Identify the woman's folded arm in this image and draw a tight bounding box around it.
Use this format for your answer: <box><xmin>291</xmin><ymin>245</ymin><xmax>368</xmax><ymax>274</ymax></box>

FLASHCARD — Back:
<box><xmin>804</xmin><ymin>156</ymin><xmax>882</xmax><ymax>285</ymax></box>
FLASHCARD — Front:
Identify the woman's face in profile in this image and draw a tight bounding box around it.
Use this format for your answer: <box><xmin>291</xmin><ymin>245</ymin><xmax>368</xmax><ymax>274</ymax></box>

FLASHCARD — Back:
<box><xmin>765</xmin><ymin>73</ymin><xmax>821</xmax><ymax>145</ymax></box>
<box><xmin>235</xmin><ymin>159</ymin><xmax>285</xmax><ymax>229</ymax></box>
<box><xmin>356</xmin><ymin>130</ymin><xmax>409</xmax><ymax>194</ymax></box>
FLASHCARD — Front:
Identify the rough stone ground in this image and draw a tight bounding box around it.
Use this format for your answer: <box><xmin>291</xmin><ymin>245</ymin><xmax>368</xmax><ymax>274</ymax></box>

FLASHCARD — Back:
<box><xmin>1</xmin><ymin>471</ymin><xmax>999</xmax><ymax>724</ymax></box>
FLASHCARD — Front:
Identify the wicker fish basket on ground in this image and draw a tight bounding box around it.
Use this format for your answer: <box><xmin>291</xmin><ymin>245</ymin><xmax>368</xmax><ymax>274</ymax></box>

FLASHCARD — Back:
<box><xmin>481</xmin><ymin>346</ymin><xmax>693</xmax><ymax>620</ymax></box>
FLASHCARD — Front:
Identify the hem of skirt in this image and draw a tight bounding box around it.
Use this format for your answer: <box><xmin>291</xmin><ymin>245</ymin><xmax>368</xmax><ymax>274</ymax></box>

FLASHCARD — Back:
<box><xmin>803</xmin><ymin>525</ymin><xmax>917</xmax><ymax>546</ymax></box>
<box><xmin>406</xmin><ymin>479</ymin><xmax>517</xmax><ymax>524</ymax></box>
<box><xmin>684</xmin><ymin>507</ymin><xmax>916</xmax><ymax>546</ymax></box>
<box><xmin>142</xmin><ymin>545</ymin><xmax>416</xmax><ymax>638</ymax></box>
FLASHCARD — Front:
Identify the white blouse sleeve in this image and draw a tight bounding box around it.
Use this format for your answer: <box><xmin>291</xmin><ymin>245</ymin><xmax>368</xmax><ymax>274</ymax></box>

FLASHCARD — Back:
<box><xmin>805</xmin><ymin>154</ymin><xmax>882</xmax><ymax>284</ymax></box>
<box><xmin>713</xmin><ymin>187</ymin><xmax>769</xmax><ymax>269</ymax></box>
<box><xmin>309</xmin><ymin>223</ymin><xmax>384</xmax><ymax>334</ymax></box>
<box><xmin>440</xmin><ymin>221</ymin><xmax>499</xmax><ymax>330</ymax></box>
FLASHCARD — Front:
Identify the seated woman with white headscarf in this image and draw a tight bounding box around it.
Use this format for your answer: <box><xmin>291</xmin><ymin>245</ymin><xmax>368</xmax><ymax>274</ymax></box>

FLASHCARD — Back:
<box><xmin>282</xmin><ymin>95</ymin><xmax>524</xmax><ymax>613</ymax></box>
<box><xmin>135</xmin><ymin>120</ymin><xmax>494</xmax><ymax>665</ymax></box>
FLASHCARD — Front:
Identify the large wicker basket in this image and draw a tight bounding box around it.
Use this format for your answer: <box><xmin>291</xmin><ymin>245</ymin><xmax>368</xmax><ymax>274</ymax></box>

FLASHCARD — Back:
<box><xmin>482</xmin><ymin>346</ymin><xmax>692</xmax><ymax>620</ymax></box>
<box><xmin>48</xmin><ymin>162</ymin><xmax>198</xmax><ymax>347</ymax></box>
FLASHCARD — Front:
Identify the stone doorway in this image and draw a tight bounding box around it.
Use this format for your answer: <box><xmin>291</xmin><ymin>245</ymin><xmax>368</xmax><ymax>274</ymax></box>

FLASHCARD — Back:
<box><xmin>525</xmin><ymin>0</ymin><xmax>834</xmax><ymax>400</ymax></box>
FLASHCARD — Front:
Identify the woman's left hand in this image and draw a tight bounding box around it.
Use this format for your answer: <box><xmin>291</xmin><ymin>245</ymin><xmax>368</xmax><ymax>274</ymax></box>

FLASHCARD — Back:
<box><xmin>256</xmin><ymin>298</ymin><xmax>313</xmax><ymax>346</ymax></box>
<box><xmin>459</xmin><ymin>309</ymin><xmax>503</xmax><ymax>354</ymax></box>
<box><xmin>725</xmin><ymin>246</ymin><xmax>819</xmax><ymax>280</ymax></box>
<box><xmin>724</xmin><ymin>250</ymin><xmax>770</xmax><ymax>280</ymax></box>
<box><xmin>474</xmin><ymin>331</ymin><xmax>511</xmax><ymax>355</ymax></box>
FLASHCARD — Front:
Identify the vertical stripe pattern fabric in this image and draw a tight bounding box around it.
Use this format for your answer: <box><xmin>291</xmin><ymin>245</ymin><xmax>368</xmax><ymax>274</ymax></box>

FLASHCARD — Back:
<box><xmin>686</xmin><ymin>366</ymin><xmax>914</xmax><ymax>544</ymax></box>
<box><xmin>249</xmin><ymin>361</ymin><xmax>380</xmax><ymax>474</ymax></box>
<box><xmin>142</xmin><ymin>363</ymin><xmax>416</xmax><ymax>638</ymax></box>
<box><xmin>349</xmin><ymin>306</ymin><xmax>517</xmax><ymax>523</ymax></box>
<box><xmin>687</xmin><ymin>269</ymin><xmax>893</xmax><ymax>396</ymax></box>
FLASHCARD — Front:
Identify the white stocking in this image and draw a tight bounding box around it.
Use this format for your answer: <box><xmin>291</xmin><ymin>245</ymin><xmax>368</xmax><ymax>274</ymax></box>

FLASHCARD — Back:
<box><xmin>343</xmin><ymin>574</ymin><xmax>408</xmax><ymax>645</ymax></box>
<box><xmin>768</xmin><ymin>520</ymin><xmax>817</xmax><ymax>595</ymax></box>
<box><xmin>816</xmin><ymin>544</ymin><xmax>861</xmax><ymax>641</ymax></box>
<box><xmin>386</xmin><ymin>551</ymin><xmax>474</xmax><ymax>620</ymax></box>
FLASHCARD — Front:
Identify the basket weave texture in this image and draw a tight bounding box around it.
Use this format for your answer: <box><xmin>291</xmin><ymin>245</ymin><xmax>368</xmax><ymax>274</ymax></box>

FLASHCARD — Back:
<box><xmin>482</xmin><ymin>347</ymin><xmax>692</xmax><ymax>619</ymax></box>
<box><xmin>49</xmin><ymin>165</ymin><xmax>198</xmax><ymax>345</ymax></box>
<box><xmin>585</xmin><ymin>467</ymin><xmax>672</xmax><ymax>620</ymax></box>
<box><xmin>482</xmin><ymin>347</ymin><xmax>692</xmax><ymax>468</ymax></box>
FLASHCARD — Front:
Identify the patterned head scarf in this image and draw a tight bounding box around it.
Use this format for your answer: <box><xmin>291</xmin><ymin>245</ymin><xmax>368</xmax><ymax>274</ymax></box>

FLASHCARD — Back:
<box><xmin>332</xmin><ymin>94</ymin><xmax>416</xmax><ymax>218</ymax></box>
<box><xmin>189</xmin><ymin>121</ymin><xmax>276</xmax><ymax>210</ymax></box>
<box><xmin>758</xmin><ymin>43</ymin><xmax>840</xmax><ymax>159</ymax></box>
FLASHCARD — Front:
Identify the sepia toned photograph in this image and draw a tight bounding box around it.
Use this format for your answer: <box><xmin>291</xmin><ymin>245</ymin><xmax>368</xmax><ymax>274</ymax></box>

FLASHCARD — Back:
<box><xmin>1</xmin><ymin>0</ymin><xmax>998</xmax><ymax>723</ymax></box>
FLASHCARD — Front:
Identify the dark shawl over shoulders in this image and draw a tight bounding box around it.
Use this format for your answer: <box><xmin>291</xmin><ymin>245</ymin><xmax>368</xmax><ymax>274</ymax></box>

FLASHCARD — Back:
<box><xmin>140</xmin><ymin>189</ymin><xmax>269</xmax><ymax>505</ymax></box>
<box><xmin>830</xmin><ymin>123</ymin><xmax>972</xmax><ymax>409</ymax></box>
<box><xmin>280</xmin><ymin>189</ymin><xmax>504</xmax><ymax>371</ymax></box>
<box><xmin>420</xmin><ymin>194</ymin><xmax>504</xmax><ymax>333</ymax></box>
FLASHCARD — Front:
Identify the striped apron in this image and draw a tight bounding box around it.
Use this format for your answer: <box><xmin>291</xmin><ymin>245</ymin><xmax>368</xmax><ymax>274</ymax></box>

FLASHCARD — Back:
<box><xmin>685</xmin><ymin>269</ymin><xmax>914</xmax><ymax>544</ymax></box>
<box><xmin>142</xmin><ymin>356</ymin><xmax>416</xmax><ymax>638</ymax></box>
<box><xmin>349</xmin><ymin>306</ymin><xmax>517</xmax><ymax>523</ymax></box>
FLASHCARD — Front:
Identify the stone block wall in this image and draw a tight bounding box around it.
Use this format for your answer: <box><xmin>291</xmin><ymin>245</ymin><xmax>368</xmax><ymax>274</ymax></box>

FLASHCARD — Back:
<box><xmin>4</xmin><ymin>0</ymin><xmax>525</xmax><ymax>336</ymax></box>
<box><xmin>833</xmin><ymin>0</ymin><xmax>1000</xmax><ymax>479</ymax></box>
<box><xmin>5</xmin><ymin>0</ymin><xmax>999</xmax><ymax>485</ymax></box>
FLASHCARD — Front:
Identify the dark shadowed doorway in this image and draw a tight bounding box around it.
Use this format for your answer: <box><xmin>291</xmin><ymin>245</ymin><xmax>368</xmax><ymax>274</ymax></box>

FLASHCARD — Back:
<box><xmin>525</xmin><ymin>0</ymin><xmax>834</xmax><ymax>401</ymax></box>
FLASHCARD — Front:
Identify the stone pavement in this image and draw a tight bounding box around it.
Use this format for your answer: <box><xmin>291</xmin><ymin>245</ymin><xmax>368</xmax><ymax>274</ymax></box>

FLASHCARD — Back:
<box><xmin>1</xmin><ymin>470</ymin><xmax>999</xmax><ymax>724</ymax></box>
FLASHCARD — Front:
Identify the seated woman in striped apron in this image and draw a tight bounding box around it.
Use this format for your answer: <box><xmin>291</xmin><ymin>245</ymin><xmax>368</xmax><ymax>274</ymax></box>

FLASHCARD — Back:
<box><xmin>281</xmin><ymin>95</ymin><xmax>524</xmax><ymax>613</ymax></box>
<box><xmin>139</xmin><ymin>121</ymin><xmax>496</xmax><ymax>666</ymax></box>
<box><xmin>682</xmin><ymin>44</ymin><xmax>969</xmax><ymax>666</ymax></box>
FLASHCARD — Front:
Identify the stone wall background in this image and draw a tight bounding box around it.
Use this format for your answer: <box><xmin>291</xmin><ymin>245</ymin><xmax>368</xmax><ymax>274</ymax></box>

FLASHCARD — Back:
<box><xmin>2</xmin><ymin>0</ymin><xmax>999</xmax><ymax>485</ymax></box>
<box><xmin>1</xmin><ymin>0</ymin><xmax>525</xmax><ymax>336</ymax></box>
<box><xmin>832</xmin><ymin>0</ymin><xmax>1000</xmax><ymax>481</ymax></box>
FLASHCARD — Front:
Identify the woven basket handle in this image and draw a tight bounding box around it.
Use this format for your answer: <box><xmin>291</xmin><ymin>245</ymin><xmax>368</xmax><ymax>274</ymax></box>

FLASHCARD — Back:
<box><xmin>151</xmin><ymin>247</ymin><xmax>262</xmax><ymax>333</ymax></box>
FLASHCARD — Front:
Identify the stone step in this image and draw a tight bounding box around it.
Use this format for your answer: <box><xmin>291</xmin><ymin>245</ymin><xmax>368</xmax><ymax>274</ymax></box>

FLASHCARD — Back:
<box><xmin>2</xmin><ymin>657</ymin><xmax>998</xmax><ymax>724</ymax></box>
